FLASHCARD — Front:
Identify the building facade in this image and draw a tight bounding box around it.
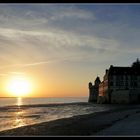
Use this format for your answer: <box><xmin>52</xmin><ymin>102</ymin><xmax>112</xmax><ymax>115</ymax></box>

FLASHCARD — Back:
<box><xmin>89</xmin><ymin>59</ymin><xmax>140</xmax><ymax>104</ymax></box>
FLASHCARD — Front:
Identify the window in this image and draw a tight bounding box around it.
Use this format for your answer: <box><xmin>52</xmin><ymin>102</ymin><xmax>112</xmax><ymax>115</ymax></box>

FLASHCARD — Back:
<box><xmin>126</xmin><ymin>75</ymin><xmax>128</xmax><ymax>80</ymax></box>
<box><xmin>134</xmin><ymin>82</ymin><xmax>137</xmax><ymax>87</ymax></box>
<box><xmin>110</xmin><ymin>82</ymin><xmax>113</xmax><ymax>86</ymax></box>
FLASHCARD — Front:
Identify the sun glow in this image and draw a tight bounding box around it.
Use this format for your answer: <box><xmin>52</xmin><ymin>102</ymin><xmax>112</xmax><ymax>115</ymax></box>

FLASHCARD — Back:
<box><xmin>6</xmin><ymin>75</ymin><xmax>32</xmax><ymax>97</ymax></box>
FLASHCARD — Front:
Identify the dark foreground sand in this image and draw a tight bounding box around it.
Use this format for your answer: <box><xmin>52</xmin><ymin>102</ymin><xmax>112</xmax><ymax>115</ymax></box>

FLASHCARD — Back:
<box><xmin>0</xmin><ymin>104</ymin><xmax>140</xmax><ymax>136</ymax></box>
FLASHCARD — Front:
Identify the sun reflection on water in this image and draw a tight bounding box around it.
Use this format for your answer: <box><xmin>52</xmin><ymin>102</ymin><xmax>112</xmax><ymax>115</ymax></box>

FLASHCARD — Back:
<box><xmin>14</xmin><ymin>112</ymin><xmax>25</xmax><ymax>128</ymax></box>
<box><xmin>12</xmin><ymin>97</ymin><xmax>25</xmax><ymax>128</ymax></box>
<box><xmin>17</xmin><ymin>97</ymin><xmax>22</xmax><ymax>107</ymax></box>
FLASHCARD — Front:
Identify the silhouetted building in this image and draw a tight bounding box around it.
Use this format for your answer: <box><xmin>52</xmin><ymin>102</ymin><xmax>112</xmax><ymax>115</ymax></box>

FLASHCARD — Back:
<box><xmin>89</xmin><ymin>59</ymin><xmax>140</xmax><ymax>104</ymax></box>
<box><xmin>88</xmin><ymin>76</ymin><xmax>101</xmax><ymax>102</ymax></box>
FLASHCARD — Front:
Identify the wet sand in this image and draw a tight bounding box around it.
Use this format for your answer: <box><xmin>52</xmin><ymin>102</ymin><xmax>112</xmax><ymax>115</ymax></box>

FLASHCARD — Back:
<box><xmin>0</xmin><ymin>104</ymin><xmax>140</xmax><ymax>136</ymax></box>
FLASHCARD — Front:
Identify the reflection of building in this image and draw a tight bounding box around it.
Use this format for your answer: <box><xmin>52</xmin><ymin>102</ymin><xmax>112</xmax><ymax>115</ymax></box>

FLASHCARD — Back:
<box><xmin>88</xmin><ymin>59</ymin><xmax>140</xmax><ymax>104</ymax></box>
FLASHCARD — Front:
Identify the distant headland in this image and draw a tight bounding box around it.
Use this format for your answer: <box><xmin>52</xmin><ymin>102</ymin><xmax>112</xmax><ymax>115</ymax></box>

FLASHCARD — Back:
<box><xmin>88</xmin><ymin>58</ymin><xmax>140</xmax><ymax>104</ymax></box>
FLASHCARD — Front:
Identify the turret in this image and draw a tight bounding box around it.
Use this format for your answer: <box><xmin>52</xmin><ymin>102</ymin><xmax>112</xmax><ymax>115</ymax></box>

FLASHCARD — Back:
<box><xmin>132</xmin><ymin>58</ymin><xmax>140</xmax><ymax>69</ymax></box>
<box><xmin>94</xmin><ymin>76</ymin><xmax>101</xmax><ymax>87</ymax></box>
<box><xmin>89</xmin><ymin>82</ymin><xmax>93</xmax><ymax>89</ymax></box>
<box><xmin>88</xmin><ymin>82</ymin><xmax>94</xmax><ymax>102</ymax></box>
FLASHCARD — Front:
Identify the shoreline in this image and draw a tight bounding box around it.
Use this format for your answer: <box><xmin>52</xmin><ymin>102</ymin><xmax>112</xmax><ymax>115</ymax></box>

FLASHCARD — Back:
<box><xmin>0</xmin><ymin>104</ymin><xmax>140</xmax><ymax>136</ymax></box>
<box><xmin>0</xmin><ymin>102</ymin><xmax>91</xmax><ymax>109</ymax></box>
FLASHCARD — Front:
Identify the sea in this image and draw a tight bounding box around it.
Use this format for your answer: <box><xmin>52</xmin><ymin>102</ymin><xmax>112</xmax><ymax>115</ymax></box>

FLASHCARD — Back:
<box><xmin>0</xmin><ymin>97</ymin><xmax>118</xmax><ymax>132</ymax></box>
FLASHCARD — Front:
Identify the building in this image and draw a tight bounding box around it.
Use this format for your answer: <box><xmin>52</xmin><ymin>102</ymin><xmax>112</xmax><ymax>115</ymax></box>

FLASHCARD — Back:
<box><xmin>88</xmin><ymin>76</ymin><xmax>101</xmax><ymax>103</ymax></box>
<box><xmin>89</xmin><ymin>59</ymin><xmax>140</xmax><ymax>104</ymax></box>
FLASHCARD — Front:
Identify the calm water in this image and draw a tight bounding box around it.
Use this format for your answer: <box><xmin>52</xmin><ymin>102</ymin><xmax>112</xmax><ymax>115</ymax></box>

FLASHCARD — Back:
<box><xmin>0</xmin><ymin>97</ymin><xmax>88</xmax><ymax>107</ymax></box>
<box><xmin>0</xmin><ymin>97</ymin><xmax>117</xmax><ymax>132</ymax></box>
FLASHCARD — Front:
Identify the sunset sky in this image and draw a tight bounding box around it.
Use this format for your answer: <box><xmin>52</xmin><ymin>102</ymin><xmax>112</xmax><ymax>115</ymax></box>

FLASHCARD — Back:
<box><xmin>0</xmin><ymin>4</ymin><xmax>140</xmax><ymax>97</ymax></box>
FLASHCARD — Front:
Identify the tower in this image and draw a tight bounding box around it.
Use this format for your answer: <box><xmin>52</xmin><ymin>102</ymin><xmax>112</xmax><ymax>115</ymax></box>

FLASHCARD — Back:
<box><xmin>89</xmin><ymin>82</ymin><xmax>93</xmax><ymax>89</ymax></box>
<box><xmin>94</xmin><ymin>76</ymin><xmax>101</xmax><ymax>87</ymax></box>
<box><xmin>94</xmin><ymin>76</ymin><xmax>101</xmax><ymax>102</ymax></box>
<box><xmin>88</xmin><ymin>77</ymin><xmax>101</xmax><ymax>103</ymax></box>
<box><xmin>88</xmin><ymin>82</ymin><xmax>94</xmax><ymax>102</ymax></box>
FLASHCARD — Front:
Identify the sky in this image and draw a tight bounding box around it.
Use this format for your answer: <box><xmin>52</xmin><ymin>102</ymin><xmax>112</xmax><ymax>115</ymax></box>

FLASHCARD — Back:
<box><xmin>0</xmin><ymin>3</ymin><xmax>140</xmax><ymax>97</ymax></box>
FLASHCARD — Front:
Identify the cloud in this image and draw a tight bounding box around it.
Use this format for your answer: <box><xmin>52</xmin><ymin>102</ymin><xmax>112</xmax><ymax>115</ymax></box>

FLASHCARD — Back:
<box><xmin>0</xmin><ymin>4</ymin><xmax>139</xmax><ymax>70</ymax></box>
<box><xmin>49</xmin><ymin>6</ymin><xmax>95</xmax><ymax>20</ymax></box>
<box><xmin>0</xmin><ymin>27</ymin><xmax>121</xmax><ymax>66</ymax></box>
<box><xmin>0</xmin><ymin>71</ymin><xmax>26</xmax><ymax>78</ymax></box>
<box><xmin>0</xmin><ymin>4</ymin><xmax>95</xmax><ymax>31</ymax></box>
<box><xmin>0</xmin><ymin>61</ymin><xmax>51</xmax><ymax>70</ymax></box>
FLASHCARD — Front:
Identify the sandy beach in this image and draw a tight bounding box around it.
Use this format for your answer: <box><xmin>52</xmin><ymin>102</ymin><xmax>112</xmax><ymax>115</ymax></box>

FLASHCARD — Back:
<box><xmin>0</xmin><ymin>104</ymin><xmax>140</xmax><ymax>136</ymax></box>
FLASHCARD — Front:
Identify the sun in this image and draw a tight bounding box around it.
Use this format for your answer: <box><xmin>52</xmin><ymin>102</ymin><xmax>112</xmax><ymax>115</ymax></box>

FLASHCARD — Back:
<box><xmin>6</xmin><ymin>75</ymin><xmax>32</xmax><ymax>97</ymax></box>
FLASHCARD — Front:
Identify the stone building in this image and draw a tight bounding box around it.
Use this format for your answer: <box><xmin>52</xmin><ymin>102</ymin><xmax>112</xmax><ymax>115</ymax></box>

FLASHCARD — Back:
<box><xmin>88</xmin><ymin>76</ymin><xmax>101</xmax><ymax>102</ymax></box>
<box><xmin>89</xmin><ymin>59</ymin><xmax>140</xmax><ymax>104</ymax></box>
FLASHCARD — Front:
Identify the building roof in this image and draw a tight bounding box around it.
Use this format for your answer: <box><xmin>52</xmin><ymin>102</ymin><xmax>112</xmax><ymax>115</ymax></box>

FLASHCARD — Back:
<box><xmin>108</xmin><ymin>65</ymin><xmax>140</xmax><ymax>75</ymax></box>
